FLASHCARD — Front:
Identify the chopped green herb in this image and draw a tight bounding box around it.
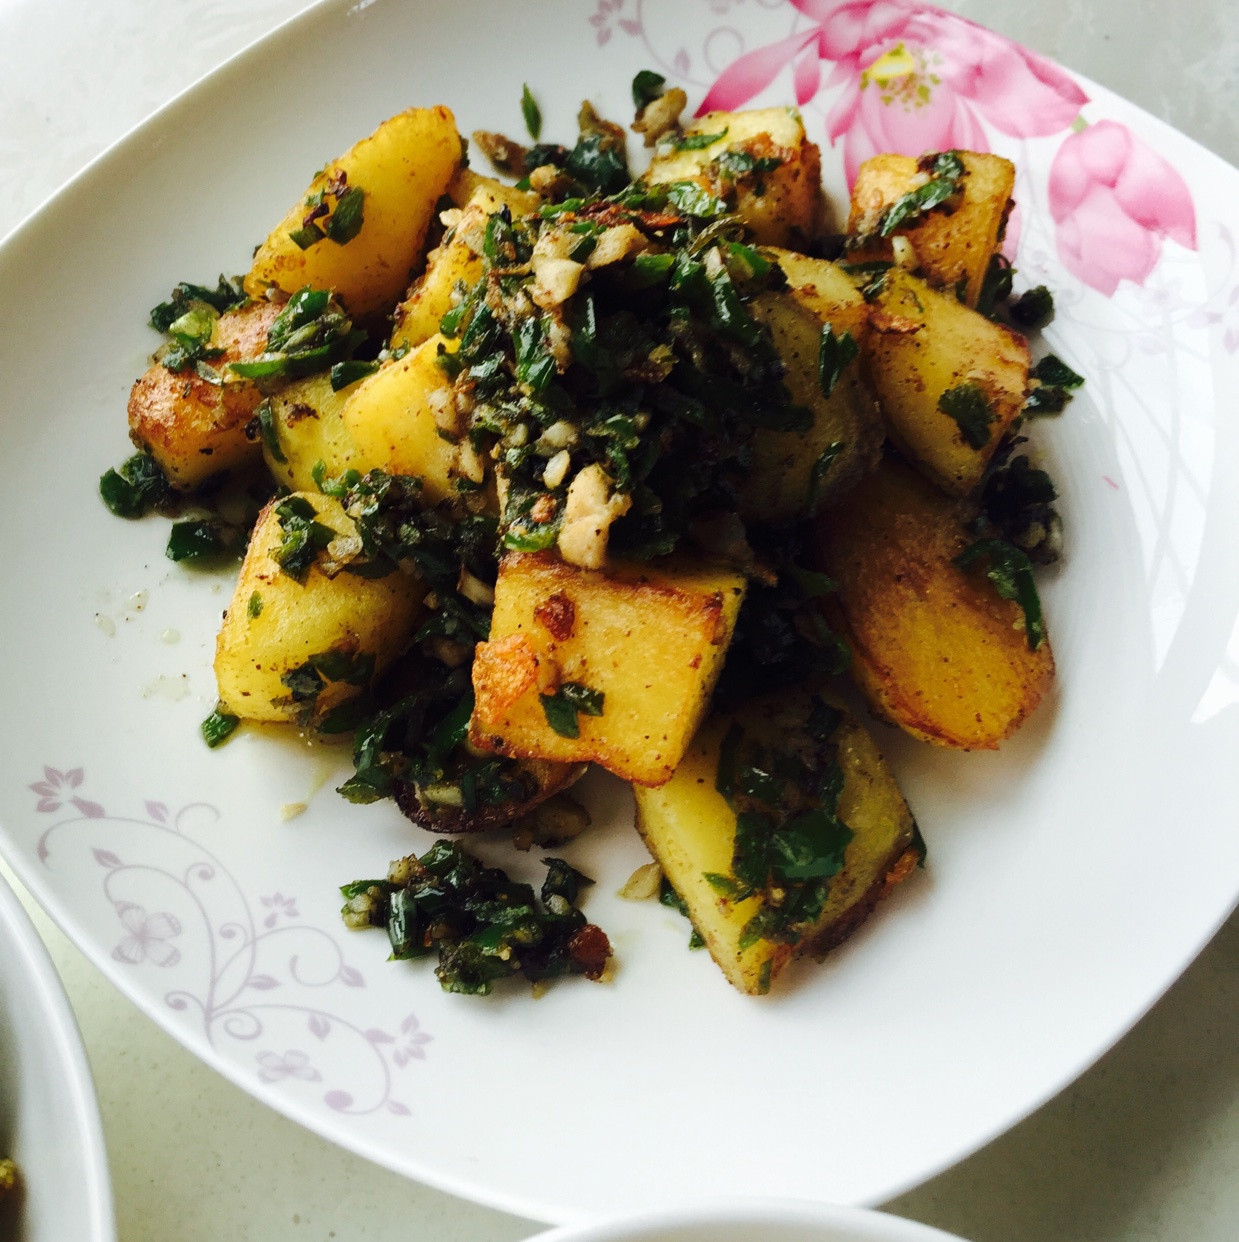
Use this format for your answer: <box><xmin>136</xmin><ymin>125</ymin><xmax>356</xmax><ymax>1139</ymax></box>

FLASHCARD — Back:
<box><xmin>817</xmin><ymin>323</ymin><xmax>859</xmax><ymax>399</ymax></box>
<box><xmin>247</xmin><ymin>592</ymin><xmax>264</xmax><ymax>618</ymax></box>
<box><xmin>1009</xmin><ymin>285</ymin><xmax>1054</xmax><ymax>329</ymax></box>
<box><xmin>324</xmin><ymin>185</ymin><xmax>365</xmax><ymax>245</ymax></box>
<box><xmin>230</xmin><ymin>286</ymin><xmax>365</xmax><ymax>384</ymax></box>
<box><xmin>877</xmin><ymin>150</ymin><xmax>965</xmax><ymax>238</ymax></box>
<box><xmin>289</xmin><ymin>223</ymin><xmax>326</xmax><ymax>250</ymax></box>
<box><xmin>1031</xmin><ymin>353</ymin><xmax>1084</xmax><ymax>390</ymax></box>
<box><xmin>939</xmin><ymin>381</ymin><xmax>995</xmax><ymax>449</ymax></box>
<box><xmin>201</xmin><ymin>707</ymin><xmax>240</xmax><ymax>749</ymax></box>
<box><xmin>674</xmin><ymin>128</ymin><xmax>727</xmax><ymax>151</ymax></box>
<box><xmin>955</xmin><ymin>538</ymin><xmax>1045</xmax><ymax>650</ymax></box>
<box><xmin>99</xmin><ymin>452</ymin><xmax>177</xmax><ymax>519</ymax></box>
<box><xmin>330</xmin><ymin>358</ymin><xmax>380</xmax><ymax>391</ymax></box>
<box><xmin>632</xmin><ymin>69</ymin><xmax>667</xmax><ymax>110</ymax></box>
<box><xmin>253</xmin><ymin>399</ymin><xmax>286</xmax><ymax>462</ymax></box>
<box><xmin>975</xmin><ymin>254</ymin><xmax>1014</xmax><ymax>318</ymax></box>
<box><xmin>540</xmin><ymin>681</ymin><xmax>605</xmax><ymax>739</ymax></box>
<box><xmin>713</xmin><ymin>149</ymin><xmax>782</xmax><ymax>180</ymax></box>
<box><xmin>521</xmin><ymin>84</ymin><xmax>542</xmax><ymax>140</ymax></box>
<box><xmin>662</xmin><ymin>180</ymin><xmax>729</xmax><ymax>218</ymax></box>
<box><xmin>342</xmin><ymin>841</ymin><xmax>611</xmax><ymax>994</ymax></box>
<box><xmin>166</xmin><ymin>518</ymin><xmax>242</xmax><ymax>564</ymax></box>
<box><xmin>149</xmin><ymin>276</ymin><xmax>246</xmax><ymax>332</ymax></box>
<box><xmin>271</xmin><ymin>494</ymin><xmax>336</xmax><ymax>580</ymax></box>
<box><xmin>1025</xmin><ymin>353</ymin><xmax>1083</xmax><ymax>416</ymax></box>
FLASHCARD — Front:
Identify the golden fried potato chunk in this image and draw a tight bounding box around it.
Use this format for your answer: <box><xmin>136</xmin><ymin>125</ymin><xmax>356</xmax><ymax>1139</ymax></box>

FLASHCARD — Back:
<box><xmin>739</xmin><ymin>281</ymin><xmax>880</xmax><ymax>522</ymax></box>
<box><xmin>644</xmin><ymin>107</ymin><xmax>826</xmax><ymax>248</ymax></box>
<box><xmin>634</xmin><ymin>691</ymin><xmax>919</xmax><ymax>995</ymax></box>
<box><xmin>390</xmin><ymin>175</ymin><xmax>542</xmax><ymax>352</ymax></box>
<box><xmin>245</xmin><ymin>106</ymin><xmax>462</xmax><ymax>320</ymax></box>
<box><xmin>470</xmin><ymin>552</ymin><xmax>746</xmax><ymax>786</ymax></box>
<box><xmin>215</xmin><ymin>493</ymin><xmax>424</xmax><ymax>724</ymax></box>
<box><xmin>816</xmin><ymin>456</ymin><xmax>1054</xmax><ymax>749</ymax></box>
<box><xmin>259</xmin><ymin>372</ymin><xmax>363</xmax><ymax>492</ymax></box>
<box><xmin>848</xmin><ymin>151</ymin><xmax>1015</xmax><ymax>308</ymax></box>
<box><xmin>863</xmin><ymin>268</ymin><xmax>1029</xmax><ymax>495</ymax></box>
<box><xmin>341</xmin><ymin>333</ymin><xmax>463</xmax><ymax>503</ymax></box>
<box><xmin>127</xmin><ymin>299</ymin><xmax>282</xmax><ymax>489</ymax></box>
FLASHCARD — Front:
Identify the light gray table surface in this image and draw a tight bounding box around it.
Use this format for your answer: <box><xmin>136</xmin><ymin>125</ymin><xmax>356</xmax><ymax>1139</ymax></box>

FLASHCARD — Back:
<box><xmin>1</xmin><ymin>1</ymin><xmax>1236</xmax><ymax>1239</ymax></box>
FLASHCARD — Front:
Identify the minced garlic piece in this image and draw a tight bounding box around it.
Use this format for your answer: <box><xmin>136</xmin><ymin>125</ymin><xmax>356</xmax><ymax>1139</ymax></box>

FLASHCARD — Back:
<box><xmin>557</xmin><ymin>464</ymin><xmax>631</xmax><ymax>569</ymax></box>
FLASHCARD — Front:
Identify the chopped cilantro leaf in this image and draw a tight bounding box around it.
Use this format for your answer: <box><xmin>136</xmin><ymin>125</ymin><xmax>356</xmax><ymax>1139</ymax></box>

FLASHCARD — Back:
<box><xmin>201</xmin><ymin>707</ymin><xmax>240</xmax><ymax>749</ymax></box>
<box><xmin>878</xmin><ymin>151</ymin><xmax>965</xmax><ymax>237</ymax></box>
<box><xmin>818</xmin><ymin>323</ymin><xmax>859</xmax><ymax>399</ymax></box>
<box><xmin>1009</xmin><ymin>285</ymin><xmax>1054</xmax><ymax>329</ymax></box>
<box><xmin>521</xmin><ymin>84</ymin><xmax>542</xmax><ymax>141</ymax></box>
<box><xmin>325</xmin><ymin>186</ymin><xmax>365</xmax><ymax>245</ymax></box>
<box><xmin>955</xmin><ymin>538</ymin><xmax>1045</xmax><ymax>649</ymax></box>
<box><xmin>632</xmin><ymin>69</ymin><xmax>666</xmax><ymax>110</ymax></box>
<box><xmin>99</xmin><ymin>452</ymin><xmax>177</xmax><ymax>519</ymax></box>
<box><xmin>540</xmin><ymin>682</ymin><xmax>605</xmax><ymax>739</ymax></box>
<box><xmin>1032</xmin><ymin>353</ymin><xmax>1084</xmax><ymax>390</ymax></box>
<box><xmin>939</xmin><ymin>381</ymin><xmax>995</xmax><ymax>449</ymax></box>
<box><xmin>674</xmin><ymin>128</ymin><xmax>727</xmax><ymax>151</ymax></box>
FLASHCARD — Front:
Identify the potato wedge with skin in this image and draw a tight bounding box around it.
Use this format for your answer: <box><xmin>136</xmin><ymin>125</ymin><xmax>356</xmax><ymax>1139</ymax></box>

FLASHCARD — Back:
<box><xmin>215</xmin><ymin>494</ymin><xmax>424</xmax><ymax>724</ymax></box>
<box><xmin>260</xmin><ymin>372</ymin><xmax>362</xmax><ymax>492</ymax></box>
<box><xmin>245</xmin><ymin>106</ymin><xmax>462</xmax><ymax>321</ymax></box>
<box><xmin>128</xmin><ymin>299</ymin><xmax>283</xmax><ymax>489</ymax></box>
<box><xmin>643</xmin><ymin>107</ymin><xmax>826</xmax><ymax>248</ymax></box>
<box><xmin>738</xmin><ymin>286</ymin><xmax>880</xmax><ymax>522</ymax></box>
<box><xmin>342</xmin><ymin>333</ymin><xmax>461</xmax><ymax>503</ymax></box>
<box><xmin>634</xmin><ymin>692</ymin><xmax>919</xmax><ymax>995</ymax></box>
<box><xmin>847</xmin><ymin>151</ymin><xmax>1015</xmax><ymax>308</ymax></box>
<box><xmin>816</xmin><ymin>456</ymin><xmax>1054</xmax><ymax>749</ymax></box>
<box><xmin>470</xmin><ymin>552</ymin><xmax>746</xmax><ymax>786</ymax></box>
<box><xmin>864</xmin><ymin>268</ymin><xmax>1029</xmax><ymax>495</ymax></box>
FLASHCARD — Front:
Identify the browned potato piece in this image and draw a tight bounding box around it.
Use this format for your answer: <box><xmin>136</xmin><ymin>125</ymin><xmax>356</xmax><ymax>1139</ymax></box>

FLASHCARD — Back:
<box><xmin>445</xmin><ymin>168</ymin><xmax>542</xmax><ymax>214</ymax></box>
<box><xmin>848</xmin><ymin>151</ymin><xmax>1015</xmax><ymax>308</ymax></box>
<box><xmin>643</xmin><ymin>107</ymin><xmax>825</xmax><ymax>248</ymax></box>
<box><xmin>634</xmin><ymin>692</ymin><xmax>919</xmax><ymax>995</ymax></box>
<box><xmin>127</xmin><ymin>300</ymin><xmax>282</xmax><ymax>489</ymax></box>
<box><xmin>215</xmin><ymin>493</ymin><xmax>424</xmax><ymax>725</ymax></box>
<box><xmin>739</xmin><ymin>283</ymin><xmax>880</xmax><ymax>522</ymax></box>
<box><xmin>817</xmin><ymin>456</ymin><xmax>1054</xmax><ymax>749</ymax></box>
<box><xmin>470</xmin><ymin>552</ymin><xmax>746</xmax><ymax>786</ymax></box>
<box><xmin>342</xmin><ymin>333</ymin><xmax>466</xmax><ymax>503</ymax></box>
<box><xmin>388</xmin><ymin>173</ymin><xmax>541</xmax><ymax>351</ymax></box>
<box><xmin>245</xmin><ymin>107</ymin><xmax>462</xmax><ymax>320</ymax></box>
<box><xmin>261</xmin><ymin>372</ymin><xmax>362</xmax><ymax>492</ymax></box>
<box><xmin>864</xmin><ymin>268</ymin><xmax>1029</xmax><ymax>495</ymax></box>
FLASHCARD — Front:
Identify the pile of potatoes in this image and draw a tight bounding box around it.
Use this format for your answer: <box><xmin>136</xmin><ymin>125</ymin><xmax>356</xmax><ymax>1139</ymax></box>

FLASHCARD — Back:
<box><xmin>124</xmin><ymin>100</ymin><xmax>1056</xmax><ymax>994</ymax></box>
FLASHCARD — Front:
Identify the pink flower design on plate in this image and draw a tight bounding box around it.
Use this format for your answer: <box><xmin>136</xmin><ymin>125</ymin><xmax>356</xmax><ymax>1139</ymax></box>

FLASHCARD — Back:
<box><xmin>589</xmin><ymin>0</ymin><xmax>640</xmax><ymax>45</ymax></box>
<box><xmin>700</xmin><ymin>0</ymin><xmax>1087</xmax><ymax>183</ymax></box>
<box><xmin>1190</xmin><ymin>284</ymin><xmax>1239</xmax><ymax>354</ymax></box>
<box><xmin>256</xmin><ymin>1049</ymin><xmax>322</xmax><ymax>1084</ymax></box>
<box><xmin>393</xmin><ymin>1014</ymin><xmax>433</xmax><ymax>1068</ymax></box>
<box><xmin>112</xmin><ymin>901</ymin><xmax>182</xmax><ymax>967</ymax></box>
<box><xmin>1048</xmin><ymin>120</ymin><xmax>1198</xmax><ymax>296</ymax></box>
<box><xmin>260</xmin><ymin>892</ymin><xmax>300</xmax><ymax>928</ymax></box>
<box><xmin>28</xmin><ymin>765</ymin><xmax>104</xmax><ymax>817</ymax></box>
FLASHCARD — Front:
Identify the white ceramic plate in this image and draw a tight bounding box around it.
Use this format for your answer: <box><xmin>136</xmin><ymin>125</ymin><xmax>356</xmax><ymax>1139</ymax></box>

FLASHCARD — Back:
<box><xmin>529</xmin><ymin>1199</ymin><xmax>966</xmax><ymax>1242</ymax></box>
<box><xmin>0</xmin><ymin>874</ymin><xmax>114</xmax><ymax>1240</ymax></box>
<box><xmin>1</xmin><ymin>0</ymin><xmax>1238</xmax><ymax>1225</ymax></box>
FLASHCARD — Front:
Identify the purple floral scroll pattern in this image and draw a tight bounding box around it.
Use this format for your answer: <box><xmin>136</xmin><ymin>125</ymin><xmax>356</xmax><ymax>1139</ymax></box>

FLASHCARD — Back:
<box><xmin>612</xmin><ymin>0</ymin><xmax>1201</xmax><ymax>299</ymax></box>
<box><xmin>33</xmin><ymin>769</ymin><xmax>431</xmax><ymax>1120</ymax></box>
